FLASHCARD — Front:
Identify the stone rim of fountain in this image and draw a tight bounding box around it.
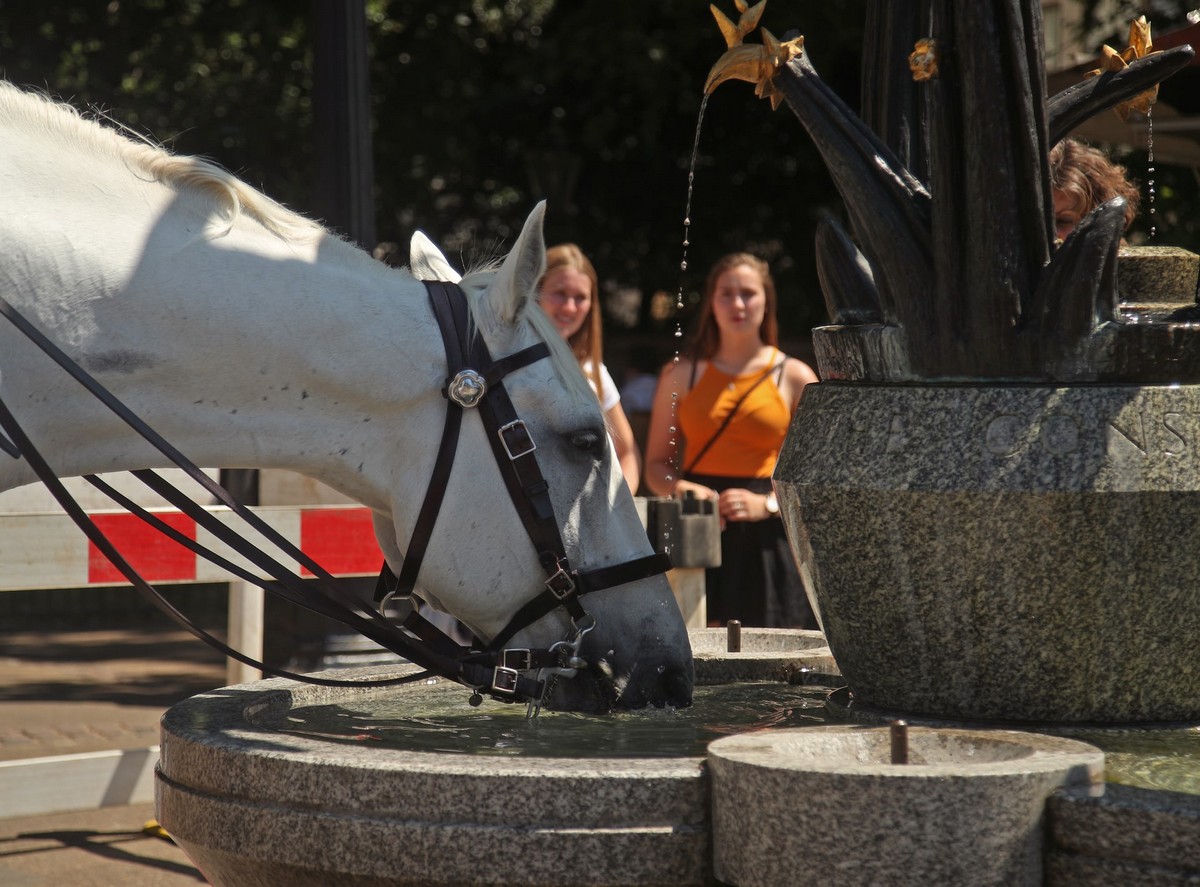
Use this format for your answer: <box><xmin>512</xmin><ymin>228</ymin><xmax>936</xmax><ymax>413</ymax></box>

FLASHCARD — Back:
<box><xmin>687</xmin><ymin>626</ymin><xmax>838</xmax><ymax>684</ymax></box>
<box><xmin>157</xmin><ymin>665</ymin><xmax>712</xmax><ymax>887</ymax></box>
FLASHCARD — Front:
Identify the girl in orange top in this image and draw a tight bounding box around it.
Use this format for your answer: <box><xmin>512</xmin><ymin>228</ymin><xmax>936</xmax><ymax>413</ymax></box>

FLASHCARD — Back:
<box><xmin>644</xmin><ymin>253</ymin><xmax>819</xmax><ymax>628</ymax></box>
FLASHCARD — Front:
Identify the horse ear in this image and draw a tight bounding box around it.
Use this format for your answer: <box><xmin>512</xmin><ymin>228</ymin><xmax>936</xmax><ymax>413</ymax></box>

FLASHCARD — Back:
<box><xmin>409</xmin><ymin>230</ymin><xmax>462</xmax><ymax>283</ymax></box>
<box><xmin>488</xmin><ymin>201</ymin><xmax>547</xmax><ymax>324</ymax></box>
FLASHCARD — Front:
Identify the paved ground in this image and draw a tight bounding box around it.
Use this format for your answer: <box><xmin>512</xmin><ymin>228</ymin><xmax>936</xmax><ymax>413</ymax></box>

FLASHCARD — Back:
<box><xmin>0</xmin><ymin>801</ymin><xmax>206</xmax><ymax>886</ymax></box>
<box><xmin>0</xmin><ymin>618</ymin><xmax>227</xmax><ymax>885</ymax></box>
<box><xmin>0</xmin><ymin>626</ymin><xmax>226</xmax><ymax>763</ymax></box>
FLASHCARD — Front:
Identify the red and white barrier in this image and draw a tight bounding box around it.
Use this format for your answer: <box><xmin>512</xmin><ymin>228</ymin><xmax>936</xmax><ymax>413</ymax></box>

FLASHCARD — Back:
<box><xmin>0</xmin><ymin>504</ymin><xmax>382</xmax><ymax>590</ymax></box>
<box><xmin>0</xmin><ymin>504</ymin><xmax>384</xmax><ymax>684</ymax></box>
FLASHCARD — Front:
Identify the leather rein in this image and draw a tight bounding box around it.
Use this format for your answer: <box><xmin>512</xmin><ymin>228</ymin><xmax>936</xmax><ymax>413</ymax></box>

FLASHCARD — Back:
<box><xmin>0</xmin><ymin>281</ymin><xmax>669</xmax><ymax>711</ymax></box>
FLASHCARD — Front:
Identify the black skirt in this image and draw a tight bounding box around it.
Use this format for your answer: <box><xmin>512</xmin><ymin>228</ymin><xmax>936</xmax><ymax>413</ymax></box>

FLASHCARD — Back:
<box><xmin>685</xmin><ymin>473</ymin><xmax>817</xmax><ymax>629</ymax></box>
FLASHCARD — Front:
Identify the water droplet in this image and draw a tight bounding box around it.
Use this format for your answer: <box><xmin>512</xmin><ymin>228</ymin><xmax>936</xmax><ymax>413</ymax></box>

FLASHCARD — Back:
<box><xmin>680</xmin><ymin>260</ymin><xmax>688</xmax><ymax>271</ymax></box>
<box><xmin>674</xmin><ymin>328</ymin><xmax>683</xmax><ymax>337</ymax></box>
<box><xmin>683</xmin><ymin>217</ymin><xmax>691</xmax><ymax>227</ymax></box>
<box><xmin>682</xmin><ymin>238</ymin><xmax>689</xmax><ymax>247</ymax></box>
<box><xmin>1189</xmin><ymin>9</ymin><xmax>1200</xmax><ymax>24</ymax></box>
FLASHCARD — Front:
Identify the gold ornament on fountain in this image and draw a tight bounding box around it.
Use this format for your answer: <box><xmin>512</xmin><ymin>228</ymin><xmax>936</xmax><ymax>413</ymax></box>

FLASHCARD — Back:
<box><xmin>704</xmin><ymin>0</ymin><xmax>805</xmax><ymax>110</ymax></box>
<box><xmin>908</xmin><ymin>38</ymin><xmax>940</xmax><ymax>82</ymax></box>
<box><xmin>1086</xmin><ymin>16</ymin><xmax>1160</xmax><ymax>121</ymax></box>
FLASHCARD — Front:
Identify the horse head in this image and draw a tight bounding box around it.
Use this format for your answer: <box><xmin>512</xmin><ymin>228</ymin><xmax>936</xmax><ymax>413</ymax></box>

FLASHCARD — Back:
<box><xmin>382</xmin><ymin>204</ymin><xmax>694</xmax><ymax>712</ymax></box>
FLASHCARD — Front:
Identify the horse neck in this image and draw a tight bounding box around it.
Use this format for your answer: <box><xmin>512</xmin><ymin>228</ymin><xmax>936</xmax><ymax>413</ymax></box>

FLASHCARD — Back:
<box><xmin>1</xmin><ymin>224</ymin><xmax>441</xmax><ymax>511</ymax></box>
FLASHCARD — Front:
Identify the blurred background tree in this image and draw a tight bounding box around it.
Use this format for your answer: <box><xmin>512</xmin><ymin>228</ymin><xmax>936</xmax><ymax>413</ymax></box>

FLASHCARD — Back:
<box><xmin>0</xmin><ymin>0</ymin><xmax>866</xmax><ymax>359</ymax></box>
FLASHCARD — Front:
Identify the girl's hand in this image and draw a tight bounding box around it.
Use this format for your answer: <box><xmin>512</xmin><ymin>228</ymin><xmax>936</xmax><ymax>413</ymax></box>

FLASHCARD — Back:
<box><xmin>718</xmin><ymin>488</ymin><xmax>767</xmax><ymax>522</ymax></box>
<box><xmin>672</xmin><ymin>479</ymin><xmax>717</xmax><ymax>501</ymax></box>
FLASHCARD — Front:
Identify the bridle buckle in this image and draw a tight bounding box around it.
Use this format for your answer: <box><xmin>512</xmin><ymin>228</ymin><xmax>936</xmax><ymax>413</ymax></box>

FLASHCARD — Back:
<box><xmin>498</xmin><ymin>420</ymin><xmax>536</xmax><ymax>460</ymax></box>
<box><xmin>545</xmin><ymin>564</ymin><xmax>576</xmax><ymax>600</ymax></box>
<box><xmin>491</xmin><ymin>665</ymin><xmax>520</xmax><ymax>695</ymax></box>
<box><xmin>500</xmin><ymin>648</ymin><xmax>534</xmax><ymax>671</ymax></box>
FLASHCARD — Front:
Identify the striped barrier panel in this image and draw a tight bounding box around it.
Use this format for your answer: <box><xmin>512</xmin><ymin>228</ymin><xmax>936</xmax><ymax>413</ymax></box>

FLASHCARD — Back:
<box><xmin>0</xmin><ymin>504</ymin><xmax>383</xmax><ymax>591</ymax></box>
<box><xmin>0</xmin><ymin>504</ymin><xmax>384</xmax><ymax>685</ymax></box>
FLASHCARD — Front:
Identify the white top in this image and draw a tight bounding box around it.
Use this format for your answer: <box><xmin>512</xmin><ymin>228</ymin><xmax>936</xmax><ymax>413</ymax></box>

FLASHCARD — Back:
<box><xmin>619</xmin><ymin>374</ymin><xmax>657</xmax><ymax>412</ymax></box>
<box><xmin>581</xmin><ymin>359</ymin><xmax>620</xmax><ymax>413</ymax></box>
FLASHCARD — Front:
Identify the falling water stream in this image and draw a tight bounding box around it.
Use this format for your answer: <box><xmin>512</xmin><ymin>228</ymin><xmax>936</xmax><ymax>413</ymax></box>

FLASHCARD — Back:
<box><xmin>659</xmin><ymin>94</ymin><xmax>711</xmax><ymax>511</ymax></box>
<box><xmin>1146</xmin><ymin>107</ymin><xmax>1157</xmax><ymax>238</ymax></box>
<box><xmin>270</xmin><ymin>40</ymin><xmax>1196</xmax><ymax>801</ymax></box>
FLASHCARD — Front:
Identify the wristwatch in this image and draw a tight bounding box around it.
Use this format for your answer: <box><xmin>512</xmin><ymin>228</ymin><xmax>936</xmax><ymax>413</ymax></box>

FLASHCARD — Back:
<box><xmin>764</xmin><ymin>492</ymin><xmax>779</xmax><ymax>516</ymax></box>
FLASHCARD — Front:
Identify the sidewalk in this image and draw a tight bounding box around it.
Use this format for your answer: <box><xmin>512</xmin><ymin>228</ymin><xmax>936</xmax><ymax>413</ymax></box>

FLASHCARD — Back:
<box><xmin>0</xmin><ymin>619</ymin><xmax>227</xmax><ymax>885</ymax></box>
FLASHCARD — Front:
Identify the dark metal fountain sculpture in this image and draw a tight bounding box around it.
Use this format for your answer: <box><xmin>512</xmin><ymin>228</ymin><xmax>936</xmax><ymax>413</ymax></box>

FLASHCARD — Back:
<box><xmin>711</xmin><ymin>1</ymin><xmax>1200</xmax><ymax>723</ymax></box>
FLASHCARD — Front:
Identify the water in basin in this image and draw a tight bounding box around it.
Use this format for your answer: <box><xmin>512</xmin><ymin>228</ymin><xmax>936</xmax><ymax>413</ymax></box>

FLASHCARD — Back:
<box><xmin>1064</xmin><ymin>725</ymin><xmax>1200</xmax><ymax>795</ymax></box>
<box><xmin>254</xmin><ymin>679</ymin><xmax>833</xmax><ymax>758</ymax></box>
<box><xmin>251</xmin><ymin>677</ymin><xmax>1200</xmax><ymax>793</ymax></box>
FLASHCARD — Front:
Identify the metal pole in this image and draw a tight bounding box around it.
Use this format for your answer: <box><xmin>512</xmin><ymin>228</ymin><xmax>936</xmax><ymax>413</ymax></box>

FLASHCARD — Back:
<box><xmin>310</xmin><ymin>0</ymin><xmax>376</xmax><ymax>250</ymax></box>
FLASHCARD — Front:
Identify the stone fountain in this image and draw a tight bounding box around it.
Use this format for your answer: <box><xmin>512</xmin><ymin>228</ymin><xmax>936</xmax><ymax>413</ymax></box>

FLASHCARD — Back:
<box><xmin>757</xmin><ymin>1</ymin><xmax>1200</xmax><ymax>724</ymax></box>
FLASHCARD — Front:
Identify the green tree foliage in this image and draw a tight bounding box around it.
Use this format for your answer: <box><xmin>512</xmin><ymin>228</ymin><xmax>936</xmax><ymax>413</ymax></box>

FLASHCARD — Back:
<box><xmin>0</xmin><ymin>0</ymin><xmax>862</xmax><ymax>341</ymax></box>
<box><xmin>0</xmin><ymin>0</ymin><xmax>313</xmax><ymax>200</ymax></box>
<box><xmin>369</xmin><ymin>0</ymin><xmax>865</xmax><ymax>337</ymax></box>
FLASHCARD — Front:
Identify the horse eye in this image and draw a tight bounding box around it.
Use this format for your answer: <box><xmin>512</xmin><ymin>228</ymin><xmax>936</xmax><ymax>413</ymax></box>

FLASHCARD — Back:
<box><xmin>567</xmin><ymin>429</ymin><xmax>604</xmax><ymax>454</ymax></box>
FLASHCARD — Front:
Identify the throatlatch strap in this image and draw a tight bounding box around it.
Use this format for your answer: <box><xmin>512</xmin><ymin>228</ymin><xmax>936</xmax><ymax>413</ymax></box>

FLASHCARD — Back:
<box><xmin>488</xmin><ymin>552</ymin><xmax>673</xmax><ymax>651</ymax></box>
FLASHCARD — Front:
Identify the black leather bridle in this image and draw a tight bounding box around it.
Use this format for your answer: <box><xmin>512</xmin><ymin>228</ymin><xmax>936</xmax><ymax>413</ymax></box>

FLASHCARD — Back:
<box><xmin>376</xmin><ymin>281</ymin><xmax>671</xmax><ymax>707</ymax></box>
<box><xmin>0</xmin><ymin>281</ymin><xmax>670</xmax><ymax>709</ymax></box>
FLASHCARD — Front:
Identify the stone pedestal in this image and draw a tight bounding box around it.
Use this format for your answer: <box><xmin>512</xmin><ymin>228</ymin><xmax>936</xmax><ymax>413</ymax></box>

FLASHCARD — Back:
<box><xmin>708</xmin><ymin>726</ymin><xmax>1103</xmax><ymax>887</ymax></box>
<box><xmin>775</xmin><ymin>382</ymin><xmax>1200</xmax><ymax>723</ymax></box>
<box><xmin>689</xmin><ymin>627</ymin><xmax>836</xmax><ymax>684</ymax></box>
<box><xmin>1117</xmin><ymin>245</ymin><xmax>1200</xmax><ymax>305</ymax></box>
<box><xmin>638</xmin><ymin>496</ymin><xmax>720</xmax><ymax>628</ymax></box>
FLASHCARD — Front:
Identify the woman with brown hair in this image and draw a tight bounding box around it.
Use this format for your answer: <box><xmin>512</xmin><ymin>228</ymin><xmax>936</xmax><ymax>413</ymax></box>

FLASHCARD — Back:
<box><xmin>1049</xmin><ymin>137</ymin><xmax>1140</xmax><ymax>242</ymax></box>
<box><xmin>537</xmin><ymin>243</ymin><xmax>641</xmax><ymax>492</ymax></box>
<box><xmin>644</xmin><ymin>252</ymin><xmax>819</xmax><ymax>628</ymax></box>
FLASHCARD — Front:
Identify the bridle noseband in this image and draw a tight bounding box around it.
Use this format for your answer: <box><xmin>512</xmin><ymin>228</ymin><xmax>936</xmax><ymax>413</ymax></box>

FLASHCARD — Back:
<box><xmin>376</xmin><ymin>281</ymin><xmax>671</xmax><ymax>711</ymax></box>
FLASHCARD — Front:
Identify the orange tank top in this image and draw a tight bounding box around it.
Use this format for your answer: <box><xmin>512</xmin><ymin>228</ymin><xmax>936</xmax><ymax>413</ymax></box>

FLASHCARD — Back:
<box><xmin>678</xmin><ymin>351</ymin><xmax>789</xmax><ymax>478</ymax></box>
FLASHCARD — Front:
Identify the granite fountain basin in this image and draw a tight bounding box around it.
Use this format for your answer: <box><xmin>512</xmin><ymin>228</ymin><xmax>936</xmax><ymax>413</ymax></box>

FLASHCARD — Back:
<box><xmin>776</xmin><ymin>382</ymin><xmax>1200</xmax><ymax>724</ymax></box>
<box><xmin>708</xmin><ymin>726</ymin><xmax>1104</xmax><ymax>887</ymax></box>
<box><xmin>155</xmin><ymin>625</ymin><xmax>837</xmax><ymax>886</ymax></box>
<box><xmin>156</xmin><ymin>665</ymin><xmax>711</xmax><ymax>887</ymax></box>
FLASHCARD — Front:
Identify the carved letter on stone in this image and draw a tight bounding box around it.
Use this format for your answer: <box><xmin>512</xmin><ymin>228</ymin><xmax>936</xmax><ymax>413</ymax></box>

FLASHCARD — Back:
<box><xmin>1107</xmin><ymin>413</ymin><xmax>1147</xmax><ymax>455</ymax></box>
<box><xmin>1163</xmin><ymin>412</ymin><xmax>1188</xmax><ymax>457</ymax></box>
<box><xmin>984</xmin><ymin>415</ymin><xmax>1024</xmax><ymax>457</ymax></box>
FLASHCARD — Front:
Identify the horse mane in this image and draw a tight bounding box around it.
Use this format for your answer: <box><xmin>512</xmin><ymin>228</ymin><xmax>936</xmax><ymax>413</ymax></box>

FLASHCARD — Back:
<box><xmin>0</xmin><ymin>80</ymin><xmax>322</xmax><ymax>244</ymax></box>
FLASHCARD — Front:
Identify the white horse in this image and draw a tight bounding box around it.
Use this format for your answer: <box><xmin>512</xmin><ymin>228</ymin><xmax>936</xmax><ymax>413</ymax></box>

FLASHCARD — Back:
<box><xmin>0</xmin><ymin>80</ymin><xmax>693</xmax><ymax>712</ymax></box>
